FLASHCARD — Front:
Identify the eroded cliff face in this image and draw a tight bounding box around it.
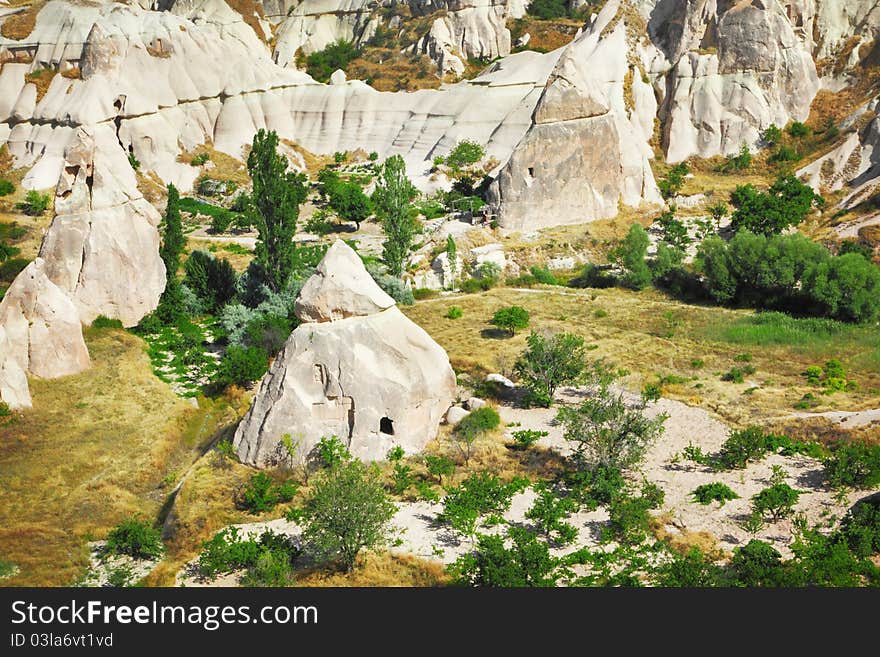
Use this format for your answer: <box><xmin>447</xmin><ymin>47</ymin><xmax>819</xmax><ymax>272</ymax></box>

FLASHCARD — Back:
<box><xmin>0</xmin><ymin>126</ymin><xmax>165</xmax><ymax>409</ymax></box>
<box><xmin>488</xmin><ymin>0</ymin><xmax>663</xmax><ymax>229</ymax></box>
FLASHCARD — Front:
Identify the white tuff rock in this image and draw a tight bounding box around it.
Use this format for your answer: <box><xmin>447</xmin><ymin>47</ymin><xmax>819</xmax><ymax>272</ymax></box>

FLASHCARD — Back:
<box><xmin>233</xmin><ymin>241</ymin><xmax>456</xmax><ymax>465</ymax></box>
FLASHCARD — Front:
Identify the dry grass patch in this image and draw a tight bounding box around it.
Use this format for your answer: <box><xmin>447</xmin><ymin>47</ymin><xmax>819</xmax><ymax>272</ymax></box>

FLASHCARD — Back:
<box><xmin>346</xmin><ymin>48</ymin><xmax>442</xmax><ymax>92</ymax></box>
<box><xmin>24</xmin><ymin>66</ymin><xmax>57</xmax><ymax>102</ymax></box>
<box><xmin>296</xmin><ymin>551</ymin><xmax>449</xmax><ymax>587</ymax></box>
<box><xmin>0</xmin><ymin>328</ymin><xmax>233</xmax><ymax>585</ymax></box>
<box><xmin>403</xmin><ymin>286</ymin><xmax>879</xmax><ymax>428</ymax></box>
<box><xmin>0</xmin><ymin>1</ymin><xmax>42</xmax><ymax>40</ymax></box>
<box><xmin>508</xmin><ymin>17</ymin><xmax>582</xmax><ymax>53</ymax></box>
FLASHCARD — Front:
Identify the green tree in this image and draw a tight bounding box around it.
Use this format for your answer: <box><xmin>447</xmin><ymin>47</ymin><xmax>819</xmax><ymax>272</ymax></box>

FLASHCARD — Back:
<box><xmin>247</xmin><ymin>129</ymin><xmax>308</xmax><ymax>292</ymax></box>
<box><xmin>183</xmin><ymin>250</ymin><xmax>237</xmax><ymax>312</ymax></box>
<box><xmin>373</xmin><ymin>155</ymin><xmax>417</xmax><ymax>276</ymax></box>
<box><xmin>300</xmin><ymin>460</ymin><xmax>397</xmax><ymax>572</ymax></box>
<box><xmin>658</xmin><ymin>162</ymin><xmax>689</xmax><ymax>199</ymax></box>
<box><xmin>490</xmin><ymin>305</ymin><xmax>530</xmax><ymax>336</ymax></box>
<box><xmin>215</xmin><ymin>345</ymin><xmax>268</xmax><ymax>386</ymax></box>
<box><xmin>513</xmin><ymin>330</ymin><xmax>588</xmax><ymax>407</ymax></box>
<box><xmin>329</xmin><ymin>181</ymin><xmax>372</xmax><ymax>230</ymax></box>
<box><xmin>730</xmin><ymin>175</ymin><xmax>823</xmax><ymax>236</ymax></box>
<box><xmin>557</xmin><ymin>366</ymin><xmax>667</xmax><ymax>472</ymax></box>
<box><xmin>445</xmin><ymin>235</ymin><xmax>457</xmax><ymax>289</ymax></box>
<box><xmin>610</xmin><ymin>224</ymin><xmax>652</xmax><ymax>289</ymax></box>
<box><xmin>657</xmin><ymin>206</ymin><xmax>690</xmax><ymax>252</ymax></box>
<box><xmin>156</xmin><ymin>184</ymin><xmax>187</xmax><ymax>323</ymax></box>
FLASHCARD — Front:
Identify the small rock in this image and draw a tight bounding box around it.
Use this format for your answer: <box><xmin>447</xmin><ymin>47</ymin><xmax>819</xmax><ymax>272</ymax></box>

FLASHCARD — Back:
<box><xmin>486</xmin><ymin>373</ymin><xmax>515</xmax><ymax>388</ymax></box>
<box><xmin>466</xmin><ymin>397</ymin><xmax>486</xmax><ymax>411</ymax></box>
<box><xmin>445</xmin><ymin>406</ymin><xmax>470</xmax><ymax>425</ymax></box>
<box><xmin>329</xmin><ymin>69</ymin><xmax>347</xmax><ymax>85</ymax></box>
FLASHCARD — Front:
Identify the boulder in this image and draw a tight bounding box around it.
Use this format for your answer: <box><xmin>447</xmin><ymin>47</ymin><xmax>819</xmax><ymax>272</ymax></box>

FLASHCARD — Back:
<box><xmin>445</xmin><ymin>405</ymin><xmax>470</xmax><ymax>425</ymax></box>
<box><xmin>293</xmin><ymin>240</ymin><xmax>395</xmax><ymax>322</ymax></box>
<box><xmin>486</xmin><ymin>373</ymin><xmax>515</xmax><ymax>388</ymax></box>
<box><xmin>466</xmin><ymin>397</ymin><xmax>486</xmax><ymax>411</ymax></box>
<box><xmin>234</xmin><ymin>241</ymin><xmax>456</xmax><ymax>465</ymax></box>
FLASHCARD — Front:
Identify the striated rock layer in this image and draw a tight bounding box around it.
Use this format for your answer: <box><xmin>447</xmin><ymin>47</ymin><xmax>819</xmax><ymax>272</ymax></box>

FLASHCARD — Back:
<box><xmin>233</xmin><ymin>240</ymin><xmax>456</xmax><ymax>465</ymax></box>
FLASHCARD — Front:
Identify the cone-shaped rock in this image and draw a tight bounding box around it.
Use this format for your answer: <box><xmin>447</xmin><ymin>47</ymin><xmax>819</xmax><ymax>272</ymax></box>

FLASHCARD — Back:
<box><xmin>293</xmin><ymin>240</ymin><xmax>395</xmax><ymax>322</ymax></box>
<box><xmin>234</xmin><ymin>241</ymin><xmax>456</xmax><ymax>465</ymax></box>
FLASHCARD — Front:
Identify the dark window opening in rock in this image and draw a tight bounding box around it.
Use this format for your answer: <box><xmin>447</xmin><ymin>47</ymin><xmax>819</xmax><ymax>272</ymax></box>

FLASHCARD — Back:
<box><xmin>380</xmin><ymin>417</ymin><xmax>394</xmax><ymax>435</ymax></box>
<box><xmin>528</xmin><ymin>167</ymin><xmax>535</xmax><ymax>178</ymax></box>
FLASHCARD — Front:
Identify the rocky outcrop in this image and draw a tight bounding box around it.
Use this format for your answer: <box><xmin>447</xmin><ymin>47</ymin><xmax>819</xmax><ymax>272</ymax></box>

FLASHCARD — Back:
<box><xmin>0</xmin><ymin>125</ymin><xmax>165</xmax><ymax>410</ymax></box>
<box><xmin>0</xmin><ymin>260</ymin><xmax>90</xmax><ymax>409</ymax></box>
<box><xmin>798</xmin><ymin>104</ymin><xmax>880</xmax><ymax>210</ymax></box>
<box><xmin>293</xmin><ymin>240</ymin><xmax>395</xmax><ymax>321</ymax></box>
<box><xmin>233</xmin><ymin>240</ymin><xmax>456</xmax><ymax>465</ymax></box>
<box><xmin>640</xmin><ymin>0</ymin><xmax>820</xmax><ymax>163</ymax></box>
<box><xmin>488</xmin><ymin>0</ymin><xmax>663</xmax><ymax>229</ymax></box>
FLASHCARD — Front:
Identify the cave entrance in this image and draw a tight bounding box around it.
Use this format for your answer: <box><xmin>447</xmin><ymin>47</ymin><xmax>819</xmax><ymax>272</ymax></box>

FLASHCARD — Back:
<box><xmin>379</xmin><ymin>417</ymin><xmax>394</xmax><ymax>435</ymax></box>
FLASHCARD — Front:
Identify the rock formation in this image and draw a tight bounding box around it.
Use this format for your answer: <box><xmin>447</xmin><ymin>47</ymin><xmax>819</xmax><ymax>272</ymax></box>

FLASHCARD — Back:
<box><xmin>0</xmin><ymin>125</ymin><xmax>165</xmax><ymax>409</ymax></box>
<box><xmin>233</xmin><ymin>240</ymin><xmax>457</xmax><ymax>465</ymax></box>
<box><xmin>488</xmin><ymin>0</ymin><xmax>664</xmax><ymax>229</ymax></box>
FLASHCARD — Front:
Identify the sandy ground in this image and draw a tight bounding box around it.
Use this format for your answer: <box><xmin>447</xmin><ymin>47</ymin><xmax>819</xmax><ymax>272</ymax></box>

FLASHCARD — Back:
<box><xmin>174</xmin><ymin>386</ymin><xmax>871</xmax><ymax>586</ymax></box>
<box><xmin>79</xmin><ymin>542</ymin><xmax>161</xmax><ymax>587</ymax></box>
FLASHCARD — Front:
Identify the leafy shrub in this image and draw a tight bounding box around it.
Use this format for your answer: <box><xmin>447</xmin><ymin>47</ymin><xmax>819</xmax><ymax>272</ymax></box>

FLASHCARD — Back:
<box><xmin>721</xmin><ymin>143</ymin><xmax>752</xmax><ymax>173</ymax></box>
<box><xmin>390</xmin><ymin>463</ymin><xmax>413</xmax><ymax>495</ymax></box>
<box><xmin>198</xmin><ymin>527</ymin><xmax>298</xmax><ymax>580</ymax></box>
<box><xmin>386</xmin><ymin>446</ymin><xmax>405</xmax><ymax>462</ymax></box>
<box><xmin>316</xmin><ymin>435</ymin><xmax>351</xmax><ymax>469</ymax></box>
<box><xmin>304</xmin><ymin>40</ymin><xmax>361</xmax><ymax>83</ymax></box>
<box><xmin>105</xmin><ymin>517</ymin><xmax>163</xmax><ymax>559</ymax></box>
<box><xmin>15</xmin><ymin>191</ymin><xmax>50</xmax><ymax>216</ymax></box>
<box><xmin>761</xmin><ymin>124</ymin><xmax>783</xmax><ymax>145</ymax></box>
<box><xmin>490</xmin><ymin>305</ymin><xmax>530</xmax><ymax>336</ymax></box>
<box><xmin>460</xmin><ymin>277</ymin><xmax>494</xmax><ymax>293</ymax></box>
<box><xmin>0</xmin><ymin>401</ymin><xmax>11</xmax><ymax>418</ymax></box>
<box><xmin>445</xmin><ymin>140</ymin><xmax>485</xmax><ymax>170</ymax></box>
<box><xmin>564</xmin><ymin>464</ymin><xmax>626</xmax><ymax>510</ymax></box>
<box><xmin>184</xmin><ymin>250</ymin><xmax>238</xmax><ymax>312</ymax></box>
<box><xmin>529</xmin><ymin>265</ymin><xmax>561</xmax><ymax>286</ymax></box>
<box><xmin>526</xmin><ymin>0</ymin><xmax>568</xmax><ymax>20</ymax></box>
<box><xmin>610</xmin><ymin>224</ymin><xmax>652</xmax><ymax>289</ymax></box>
<box><xmin>697</xmin><ymin>231</ymin><xmax>880</xmax><ymax>323</ymax></box>
<box><xmin>691</xmin><ymin>482</ymin><xmax>739</xmax><ymax>506</ymax></box>
<box><xmin>451</xmin><ymin>526</ymin><xmax>561</xmax><ymax>587</ymax></box>
<box><xmin>839</xmin><ymin>494</ymin><xmax>880</xmax><ymax>558</ymax></box>
<box><xmin>440</xmin><ymin>472</ymin><xmax>529</xmax><ymax>536</ymax></box>
<box><xmin>190</xmin><ymin>152</ymin><xmax>210</xmax><ymax>166</ymax></box>
<box><xmin>510</xmin><ymin>429</ymin><xmax>547</xmax><ymax>451</ymax></box>
<box><xmin>0</xmin><ymin>179</ymin><xmax>14</xmax><ymax>196</ymax></box>
<box><xmin>658</xmin><ymin>163</ymin><xmax>689</xmax><ymax>199</ymax></box>
<box><xmin>456</xmin><ymin>406</ymin><xmax>501</xmax><ymax>439</ymax></box>
<box><xmin>299</xmin><ymin>459</ymin><xmax>396</xmax><ymax>572</ymax></box>
<box><xmin>127</xmin><ymin>152</ymin><xmax>141</xmax><ymax>170</ymax></box>
<box><xmin>729</xmin><ymin>540</ymin><xmax>786</xmax><ymax>586</ymax></box>
<box><xmin>729</xmin><ymin>175</ymin><xmax>822</xmax><ymax>236</ymax></box>
<box><xmin>752</xmin><ymin>483</ymin><xmax>801</xmax><ymax>521</ymax></box>
<box><xmin>425</xmin><ymin>455</ymin><xmax>455</xmax><ymax>485</ymax></box>
<box><xmin>235</xmin><ymin>472</ymin><xmax>298</xmax><ymax>513</ymax></box>
<box><xmin>525</xmin><ymin>482</ymin><xmax>578</xmax><ymax>545</ymax></box>
<box><xmin>824</xmin><ymin>442</ymin><xmax>880</xmax><ymax>489</ymax></box>
<box><xmin>215</xmin><ymin>345</ymin><xmax>268</xmax><ymax>386</ymax></box>
<box><xmin>445</xmin><ymin>306</ymin><xmax>463</xmax><ymax>319</ymax></box>
<box><xmin>768</xmin><ymin>145</ymin><xmax>799</xmax><ymax>164</ymax></box>
<box><xmin>787</xmin><ymin>122</ymin><xmax>810</xmax><ymax>137</ymax></box>
<box><xmin>606</xmin><ymin>481</ymin><xmax>665</xmax><ymax>544</ymax></box>
<box><xmin>514</xmin><ymin>331</ymin><xmax>588</xmax><ymax>407</ymax></box>
<box><xmin>714</xmin><ymin>427</ymin><xmax>770</xmax><ymax>469</ymax></box>
<box><xmin>91</xmin><ymin>315</ymin><xmax>123</xmax><ymax>329</ymax></box>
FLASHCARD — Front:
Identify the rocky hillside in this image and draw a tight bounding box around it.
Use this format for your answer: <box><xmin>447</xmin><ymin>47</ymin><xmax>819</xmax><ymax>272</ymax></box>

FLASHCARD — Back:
<box><xmin>1</xmin><ymin>0</ymin><xmax>879</xmax><ymax>410</ymax></box>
